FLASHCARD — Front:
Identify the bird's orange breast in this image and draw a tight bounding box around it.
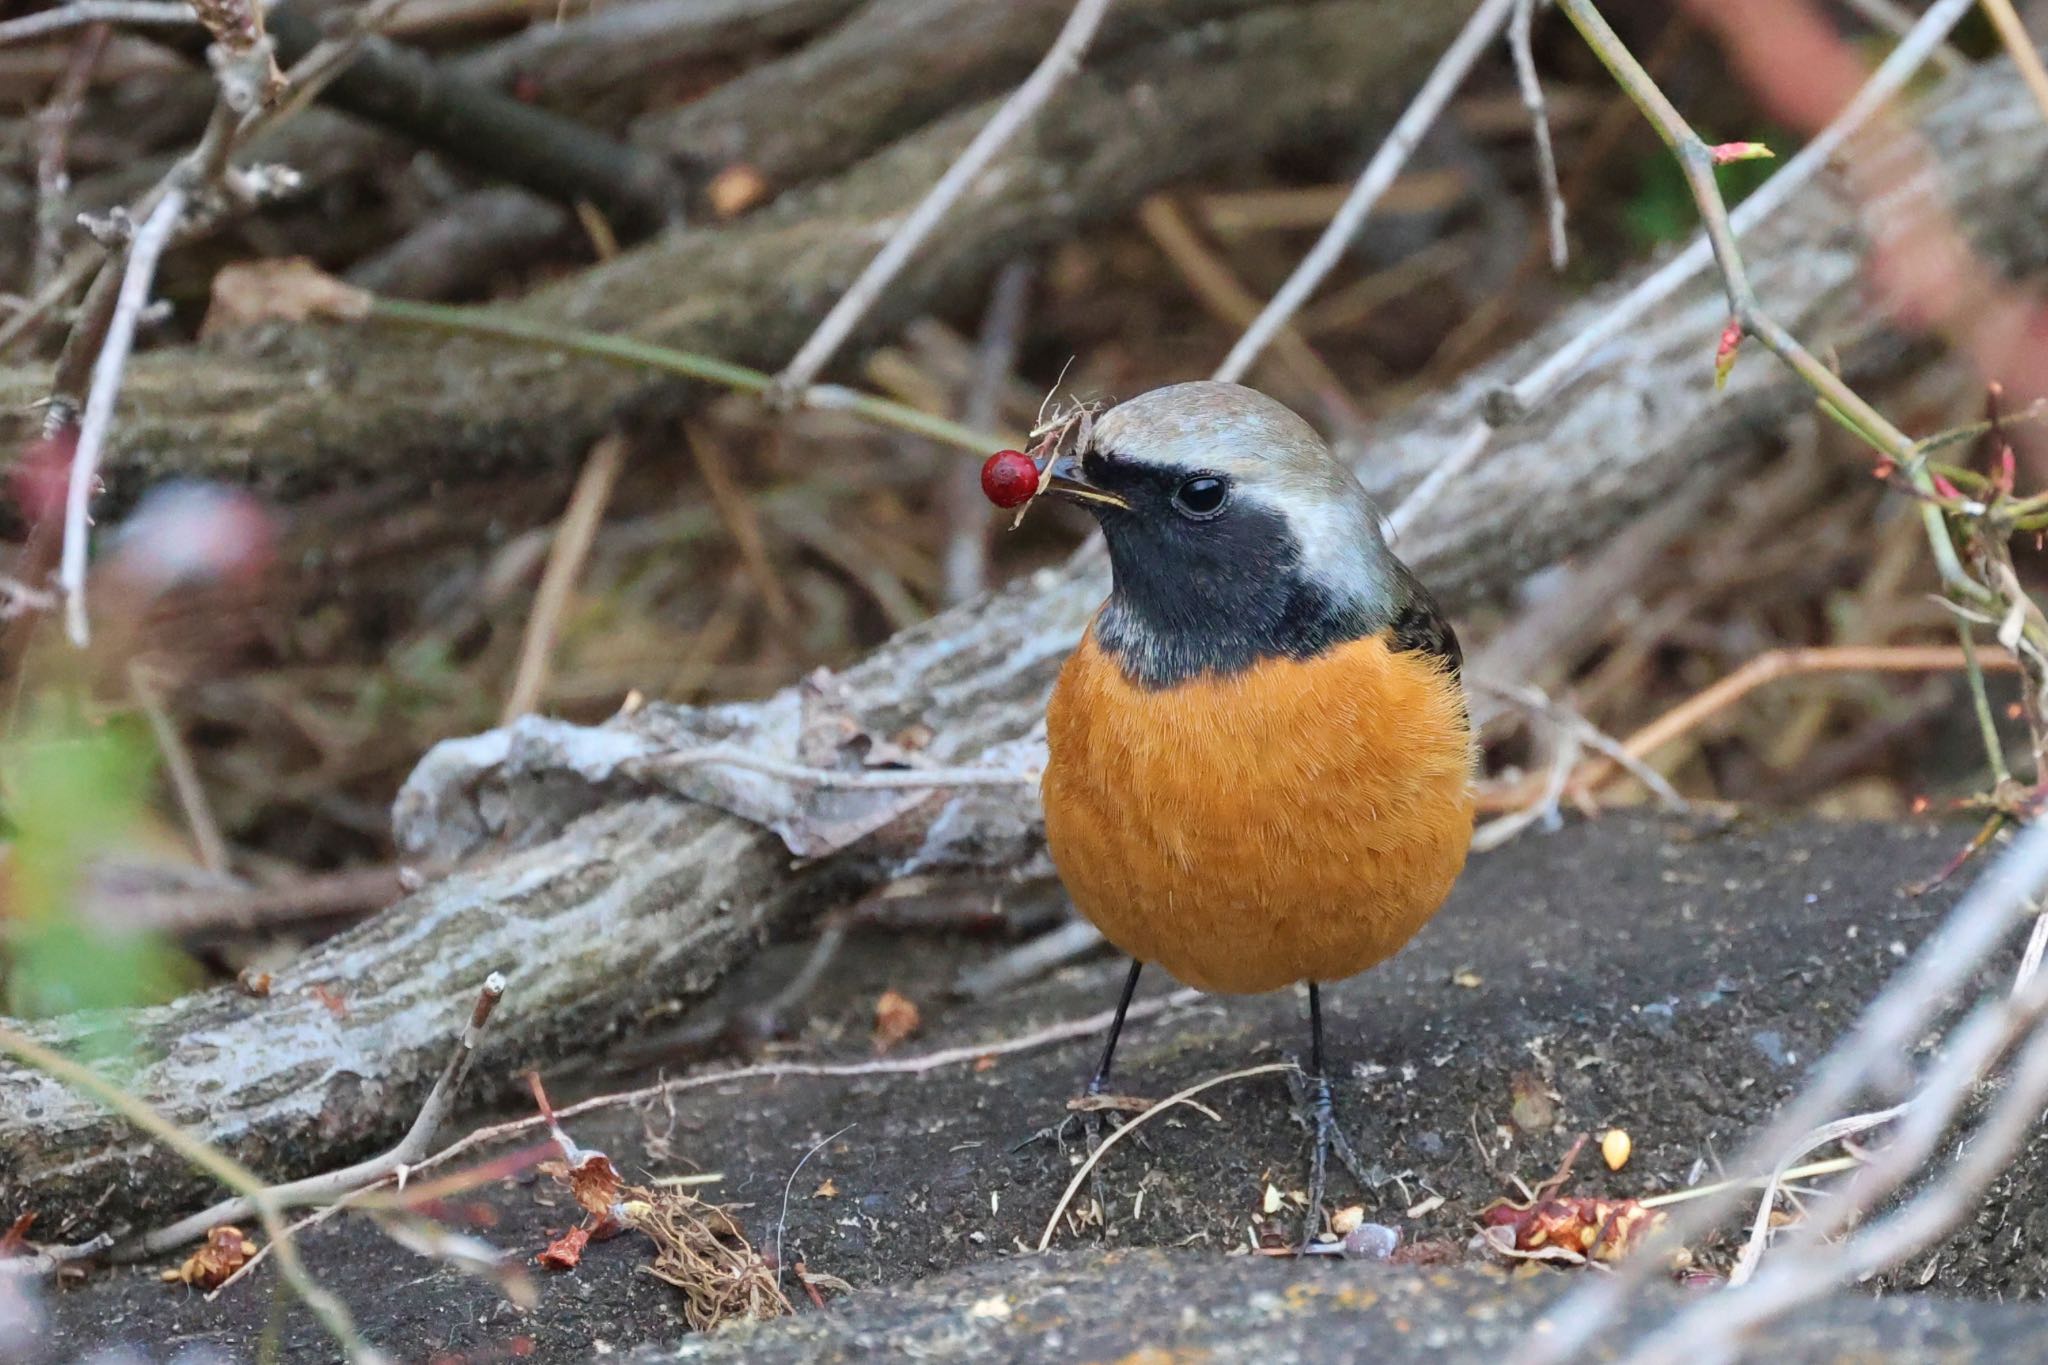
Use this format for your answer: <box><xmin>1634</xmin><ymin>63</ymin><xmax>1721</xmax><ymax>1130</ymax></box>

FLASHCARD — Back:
<box><xmin>1042</xmin><ymin>626</ymin><xmax>1475</xmax><ymax>995</ymax></box>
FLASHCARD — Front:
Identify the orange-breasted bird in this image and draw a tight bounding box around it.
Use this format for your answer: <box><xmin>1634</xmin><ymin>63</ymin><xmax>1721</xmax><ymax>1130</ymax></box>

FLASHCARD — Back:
<box><xmin>1034</xmin><ymin>380</ymin><xmax>1475</xmax><ymax>1239</ymax></box>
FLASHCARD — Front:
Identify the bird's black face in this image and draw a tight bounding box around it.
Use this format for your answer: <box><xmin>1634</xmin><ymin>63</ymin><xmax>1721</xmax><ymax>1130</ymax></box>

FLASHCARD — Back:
<box><xmin>1046</xmin><ymin>446</ymin><xmax>1376</xmax><ymax>688</ymax></box>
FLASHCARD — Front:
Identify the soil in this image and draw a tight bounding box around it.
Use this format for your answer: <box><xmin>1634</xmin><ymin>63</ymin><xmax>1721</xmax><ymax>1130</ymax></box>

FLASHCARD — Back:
<box><xmin>23</xmin><ymin>812</ymin><xmax>2048</xmax><ymax>1362</ymax></box>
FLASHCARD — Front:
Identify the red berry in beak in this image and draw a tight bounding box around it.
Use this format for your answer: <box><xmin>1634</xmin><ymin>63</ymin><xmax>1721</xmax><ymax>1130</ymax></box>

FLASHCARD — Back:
<box><xmin>980</xmin><ymin>449</ymin><xmax>1039</xmax><ymax>509</ymax></box>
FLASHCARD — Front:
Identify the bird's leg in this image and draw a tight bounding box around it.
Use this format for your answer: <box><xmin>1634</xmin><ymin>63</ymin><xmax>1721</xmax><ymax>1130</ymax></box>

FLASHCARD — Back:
<box><xmin>1297</xmin><ymin>982</ymin><xmax>1371</xmax><ymax>1247</ymax></box>
<box><xmin>1074</xmin><ymin>958</ymin><xmax>1143</xmax><ymax>1226</ymax></box>
<box><xmin>1011</xmin><ymin>961</ymin><xmax>1146</xmax><ymax>1154</ymax></box>
<box><xmin>1012</xmin><ymin>959</ymin><xmax>1144</xmax><ymax>1228</ymax></box>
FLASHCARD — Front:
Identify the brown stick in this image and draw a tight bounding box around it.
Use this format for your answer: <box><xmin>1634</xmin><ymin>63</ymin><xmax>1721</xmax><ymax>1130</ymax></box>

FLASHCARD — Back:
<box><xmin>502</xmin><ymin>433</ymin><xmax>629</xmax><ymax>722</ymax></box>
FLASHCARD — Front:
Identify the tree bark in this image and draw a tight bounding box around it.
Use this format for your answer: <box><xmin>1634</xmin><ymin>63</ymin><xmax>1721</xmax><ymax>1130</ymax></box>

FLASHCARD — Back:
<box><xmin>5</xmin><ymin>49</ymin><xmax>2048</xmax><ymax>1232</ymax></box>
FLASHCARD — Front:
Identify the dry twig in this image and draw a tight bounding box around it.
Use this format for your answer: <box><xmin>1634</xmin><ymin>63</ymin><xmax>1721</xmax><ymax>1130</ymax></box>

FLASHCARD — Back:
<box><xmin>768</xmin><ymin>0</ymin><xmax>1116</xmax><ymax>401</ymax></box>
<box><xmin>1508</xmin><ymin>0</ymin><xmax>1568</xmax><ymax>270</ymax></box>
<box><xmin>411</xmin><ymin>987</ymin><xmax>1204</xmax><ymax>1182</ymax></box>
<box><xmin>58</xmin><ymin>187</ymin><xmax>184</xmax><ymax>645</ymax></box>
<box><xmin>1388</xmin><ymin>0</ymin><xmax>1980</xmax><ymax>537</ymax></box>
<box><xmin>1978</xmin><ymin>0</ymin><xmax>2048</xmax><ymax>124</ymax></box>
<box><xmin>0</xmin><ymin>1</ymin><xmax>195</xmax><ymax>46</ymax></box>
<box><xmin>1216</xmin><ymin>0</ymin><xmax>1517</xmax><ymax>382</ymax></box>
<box><xmin>1037</xmin><ymin>1061</ymin><xmax>1296</xmax><ymax>1250</ymax></box>
<box><xmin>102</xmin><ymin>973</ymin><xmax>507</xmax><ymax>1264</ymax></box>
<box><xmin>0</xmin><ymin>1023</ymin><xmax>375</xmax><ymax>1361</ymax></box>
<box><xmin>1533</xmin><ymin>804</ymin><xmax>2048</xmax><ymax>1362</ymax></box>
<box><xmin>503</xmin><ymin>433</ymin><xmax>629</xmax><ymax>721</ymax></box>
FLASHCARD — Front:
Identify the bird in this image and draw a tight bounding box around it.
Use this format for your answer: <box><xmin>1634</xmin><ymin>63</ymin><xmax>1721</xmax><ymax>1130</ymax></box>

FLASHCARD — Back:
<box><xmin>1034</xmin><ymin>379</ymin><xmax>1475</xmax><ymax>1243</ymax></box>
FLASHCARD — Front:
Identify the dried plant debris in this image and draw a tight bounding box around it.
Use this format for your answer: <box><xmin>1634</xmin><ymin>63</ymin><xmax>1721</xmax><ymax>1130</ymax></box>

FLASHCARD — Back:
<box><xmin>523</xmin><ymin>1071</ymin><xmax>794</xmax><ymax>1329</ymax></box>
<box><xmin>872</xmin><ymin>989</ymin><xmax>922</xmax><ymax>1052</ymax></box>
<box><xmin>162</xmin><ymin>1226</ymin><xmax>257</xmax><ymax>1290</ymax></box>
<box><xmin>620</xmin><ymin>1186</ymin><xmax>792</xmax><ymax>1331</ymax></box>
<box><xmin>537</xmin><ymin>1225</ymin><xmax>591</xmax><ymax>1272</ymax></box>
<box><xmin>1476</xmin><ymin>1195</ymin><xmax>1669</xmax><ymax>1267</ymax></box>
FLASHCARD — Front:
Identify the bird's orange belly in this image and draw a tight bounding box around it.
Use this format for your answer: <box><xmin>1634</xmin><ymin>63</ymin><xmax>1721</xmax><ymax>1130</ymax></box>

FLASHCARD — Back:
<box><xmin>1042</xmin><ymin>630</ymin><xmax>1475</xmax><ymax>995</ymax></box>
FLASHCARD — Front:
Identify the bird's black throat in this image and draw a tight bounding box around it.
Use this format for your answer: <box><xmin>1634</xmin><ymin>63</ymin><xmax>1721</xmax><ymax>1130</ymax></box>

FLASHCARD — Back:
<box><xmin>1077</xmin><ymin>454</ymin><xmax>1461</xmax><ymax>690</ymax></box>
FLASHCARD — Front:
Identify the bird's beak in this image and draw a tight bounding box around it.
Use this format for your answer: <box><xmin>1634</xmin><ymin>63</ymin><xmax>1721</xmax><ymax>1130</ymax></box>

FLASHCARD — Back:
<box><xmin>1043</xmin><ymin>451</ymin><xmax>1129</xmax><ymax>510</ymax></box>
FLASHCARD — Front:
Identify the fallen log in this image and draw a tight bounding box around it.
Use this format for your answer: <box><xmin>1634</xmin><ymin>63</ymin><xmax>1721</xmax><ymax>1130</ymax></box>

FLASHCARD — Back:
<box><xmin>4</xmin><ymin>50</ymin><xmax>2047</xmax><ymax>1232</ymax></box>
<box><xmin>0</xmin><ymin>0</ymin><xmax>1467</xmax><ymax>508</ymax></box>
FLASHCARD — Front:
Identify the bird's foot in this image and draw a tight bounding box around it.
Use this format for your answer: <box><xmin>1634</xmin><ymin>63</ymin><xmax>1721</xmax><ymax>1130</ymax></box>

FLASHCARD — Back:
<box><xmin>1011</xmin><ymin>1091</ymin><xmax>1152</xmax><ymax>1153</ymax></box>
<box><xmin>1013</xmin><ymin>1092</ymin><xmax>1153</xmax><ymax>1234</ymax></box>
<box><xmin>1289</xmin><ymin>1066</ymin><xmax>1371</xmax><ymax>1250</ymax></box>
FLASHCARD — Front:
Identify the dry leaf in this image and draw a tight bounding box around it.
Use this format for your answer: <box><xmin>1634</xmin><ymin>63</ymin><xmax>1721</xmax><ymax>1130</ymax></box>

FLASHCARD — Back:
<box><xmin>872</xmin><ymin>990</ymin><xmax>921</xmax><ymax>1053</ymax></box>
<box><xmin>165</xmin><ymin>1225</ymin><xmax>257</xmax><ymax>1289</ymax></box>
<box><xmin>813</xmin><ymin>1179</ymin><xmax>839</xmax><ymax>1199</ymax></box>
<box><xmin>201</xmin><ymin>258</ymin><xmax>373</xmax><ymax>338</ymax></box>
<box><xmin>0</xmin><ymin>1212</ymin><xmax>34</xmax><ymax>1257</ymax></box>
<box><xmin>567</xmin><ymin>1152</ymin><xmax>624</xmax><ymax>1221</ymax></box>
<box><xmin>1330</xmin><ymin>1205</ymin><xmax>1365</xmax><ymax>1236</ymax></box>
<box><xmin>707</xmin><ymin>164</ymin><xmax>769</xmax><ymax>218</ymax></box>
<box><xmin>536</xmin><ymin>1225</ymin><xmax>590</xmax><ymax>1270</ymax></box>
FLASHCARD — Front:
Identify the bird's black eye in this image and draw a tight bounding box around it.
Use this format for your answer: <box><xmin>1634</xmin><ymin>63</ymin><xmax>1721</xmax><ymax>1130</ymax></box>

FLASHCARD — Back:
<box><xmin>1172</xmin><ymin>475</ymin><xmax>1229</xmax><ymax>519</ymax></box>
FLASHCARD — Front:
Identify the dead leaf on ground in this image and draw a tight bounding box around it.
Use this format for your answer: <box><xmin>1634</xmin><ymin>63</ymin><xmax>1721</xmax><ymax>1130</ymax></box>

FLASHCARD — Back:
<box><xmin>872</xmin><ymin>989</ymin><xmax>921</xmax><ymax>1052</ymax></box>
<box><xmin>200</xmin><ymin>258</ymin><xmax>373</xmax><ymax>338</ymax></box>
<box><xmin>814</xmin><ymin>1178</ymin><xmax>839</xmax><ymax>1199</ymax></box>
<box><xmin>0</xmin><ymin>1212</ymin><xmax>35</xmax><ymax>1257</ymax></box>
<box><xmin>162</xmin><ymin>1225</ymin><xmax>257</xmax><ymax>1289</ymax></box>
<box><xmin>536</xmin><ymin>1225</ymin><xmax>590</xmax><ymax>1271</ymax></box>
<box><xmin>566</xmin><ymin>1152</ymin><xmax>623</xmax><ymax>1221</ymax></box>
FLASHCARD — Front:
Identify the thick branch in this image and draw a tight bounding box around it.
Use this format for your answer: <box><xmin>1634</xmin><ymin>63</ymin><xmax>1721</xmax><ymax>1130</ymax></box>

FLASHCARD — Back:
<box><xmin>0</xmin><ymin>1</ymin><xmax>1467</xmax><ymax>508</ymax></box>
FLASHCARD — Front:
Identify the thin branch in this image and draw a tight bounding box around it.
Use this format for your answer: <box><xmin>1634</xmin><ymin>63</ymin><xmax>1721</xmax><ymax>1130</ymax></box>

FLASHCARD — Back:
<box><xmin>1558</xmin><ymin>0</ymin><xmax>1992</xmax><ymax>608</ymax></box>
<box><xmin>767</xmin><ymin>0</ymin><xmax>1116</xmax><ymax>401</ymax></box>
<box><xmin>1958</xmin><ymin>621</ymin><xmax>2014</xmax><ymax>787</ymax></box>
<box><xmin>625</xmin><ymin>743</ymin><xmax>1037</xmax><ymax>791</ymax></box>
<box><xmin>0</xmin><ymin>1</ymin><xmax>194</xmax><ymax>46</ymax></box>
<box><xmin>59</xmin><ymin>184</ymin><xmax>185</xmax><ymax>646</ymax></box>
<box><xmin>1389</xmin><ymin>0</ymin><xmax>1978</xmax><ymax>537</ymax></box>
<box><xmin>410</xmin><ymin>987</ymin><xmax>1205</xmax><ymax>1182</ymax></box>
<box><xmin>0</xmin><ymin>1022</ymin><xmax>376</xmax><ymax>1361</ymax></box>
<box><xmin>945</xmin><ymin>261</ymin><xmax>1033</xmax><ymax>605</ymax></box>
<box><xmin>129</xmin><ymin>661</ymin><xmax>230</xmax><ymax>876</ymax></box>
<box><xmin>502</xmin><ymin>433</ymin><xmax>627</xmax><ymax>722</ymax></box>
<box><xmin>1591</xmin><ymin>644</ymin><xmax>2016</xmax><ymax>790</ymax></box>
<box><xmin>110</xmin><ymin>972</ymin><xmax>507</xmax><ymax>1262</ymax></box>
<box><xmin>1214</xmin><ymin>0</ymin><xmax>1517</xmax><ymax>383</ymax></box>
<box><xmin>1531</xmin><ymin>816</ymin><xmax>2048</xmax><ymax>1364</ymax></box>
<box><xmin>1509</xmin><ymin>0</ymin><xmax>1568</xmax><ymax>271</ymax></box>
<box><xmin>1619</xmin><ymin>981</ymin><xmax>2048</xmax><ymax>1363</ymax></box>
<box><xmin>1724</xmin><ymin>1104</ymin><xmax>1909</xmax><ymax>1286</ymax></box>
<box><xmin>1978</xmin><ymin>0</ymin><xmax>2048</xmax><ymax>124</ymax></box>
<box><xmin>368</xmin><ymin>296</ymin><xmax>1014</xmax><ymax>454</ymax></box>
<box><xmin>1840</xmin><ymin>0</ymin><xmax>1968</xmax><ymax>73</ymax></box>
<box><xmin>1037</xmin><ymin>1061</ymin><xmax>1296</xmax><ymax>1250</ymax></box>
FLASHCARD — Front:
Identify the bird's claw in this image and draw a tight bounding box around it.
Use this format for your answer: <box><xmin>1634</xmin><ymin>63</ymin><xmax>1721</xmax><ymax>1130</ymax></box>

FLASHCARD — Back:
<box><xmin>1289</xmin><ymin>1065</ymin><xmax>1371</xmax><ymax>1249</ymax></box>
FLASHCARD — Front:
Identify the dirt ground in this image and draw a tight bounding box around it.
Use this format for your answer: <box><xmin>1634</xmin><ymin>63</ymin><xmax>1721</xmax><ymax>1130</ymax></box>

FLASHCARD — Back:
<box><xmin>25</xmin><ymin>812</ymin><xmax>2048</xmax><ymax>1362</ymax></box>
